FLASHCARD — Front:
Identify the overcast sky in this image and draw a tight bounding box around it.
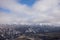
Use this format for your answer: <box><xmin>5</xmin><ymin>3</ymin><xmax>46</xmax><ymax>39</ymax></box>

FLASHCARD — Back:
<box><xmin>0</xmin><ymin>0</ymin><xmax>60</xmax><ymax>24</ymax></box>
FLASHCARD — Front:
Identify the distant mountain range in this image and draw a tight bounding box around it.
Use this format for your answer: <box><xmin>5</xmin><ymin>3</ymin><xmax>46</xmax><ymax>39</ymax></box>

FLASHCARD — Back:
<box><xmin>0</xmin><ymin>24</ymin><xmax>60</xmax><ymax>34</ymax></box>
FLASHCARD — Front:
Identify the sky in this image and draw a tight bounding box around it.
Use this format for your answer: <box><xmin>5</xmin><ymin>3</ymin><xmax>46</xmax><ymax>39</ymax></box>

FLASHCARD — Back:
<box><xmin>0</xmin><ymin>0</ymin><xmax>60</xmax><ymax>25</ymax></box>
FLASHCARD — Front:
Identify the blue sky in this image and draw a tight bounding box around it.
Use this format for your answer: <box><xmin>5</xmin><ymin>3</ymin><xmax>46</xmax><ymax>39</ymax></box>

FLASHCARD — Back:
<box><xmin>0</xmin><ymin>0</ymin><xmax>60</xmax><ymax>24</ymax></box>
<box><xmin>18</xmin><ymin>0</ymin><xmax>36</xmax><ymax>6</ymax></box>
<box><xmin>0</xmin><ymin>7</ymin><xmax>11</xmax><ymax>13</ymax></box>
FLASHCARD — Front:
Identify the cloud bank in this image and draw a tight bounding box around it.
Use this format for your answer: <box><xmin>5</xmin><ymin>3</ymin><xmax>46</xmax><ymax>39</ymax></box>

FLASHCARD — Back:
<box><xmin>0</xmin><ymin>0</ymin><xmax>60</xmax><ymax>24</ymax></box>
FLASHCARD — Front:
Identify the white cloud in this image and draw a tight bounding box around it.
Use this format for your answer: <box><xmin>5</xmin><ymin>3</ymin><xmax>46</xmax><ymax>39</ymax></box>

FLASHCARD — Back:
<box><xmin>32</xmin><ymin>0</ymin><xmax>60</xmax><ymax>24</ymax></box>
<box><xmin>0</xmin><ymin>0</ymin><xmax>60</xmax><ymax>24</ymax></box>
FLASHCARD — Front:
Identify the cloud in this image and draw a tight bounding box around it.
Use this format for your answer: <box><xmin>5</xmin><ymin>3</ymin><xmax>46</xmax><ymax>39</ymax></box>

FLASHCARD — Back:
<box><xmin>32</xmin><ymin>0</ymin><xmax>60</xmax><ymax>24</ymax></box>
<box><xmin>0</xmin><ymin>0</ymin><xmax>60</xmax><ymax>24</ymax></box>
